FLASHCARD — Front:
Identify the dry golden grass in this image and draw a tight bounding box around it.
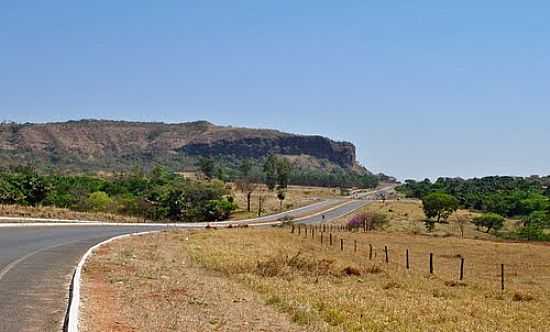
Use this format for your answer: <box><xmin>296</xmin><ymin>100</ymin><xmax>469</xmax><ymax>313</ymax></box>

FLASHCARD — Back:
<box><xmin>81</xmin><ymin>231</ymin><xmax>312</xmax><ymax>332</ymax></box>
<box><xmin>0</xmin><ymin>204</ymin><xmax>143</xmax><ymax>223</ymax></box>
<box><xmin>333</xmin><ymin>200</ymin><xmax>520</xmax><ymax>240</ymax></box>
<box><xmin>183</xmin><ymin>228</ymin><xmax>550</xmax><ymax>332</ymax></box>
<box><xmin>230</xmin><ymin>184</ymin><xmax>341</xmax><ymax>220</ymax></box>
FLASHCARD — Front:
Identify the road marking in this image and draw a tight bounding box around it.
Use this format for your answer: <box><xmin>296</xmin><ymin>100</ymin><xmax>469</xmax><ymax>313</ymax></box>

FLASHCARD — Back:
<box><xmin>0</xmin><ymin>240</ymin><xmax>81</xmax><ymax>282</ymax></box>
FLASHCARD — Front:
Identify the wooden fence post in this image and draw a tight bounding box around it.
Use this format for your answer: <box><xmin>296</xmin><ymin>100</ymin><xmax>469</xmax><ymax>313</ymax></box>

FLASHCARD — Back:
<box><xmin>460</xmin><ymin>257</ymin><xmax>464</xmax><ymax>281</ymax></box>
<box><xmin>369</xmin><ymin>244</ymin><xmax>373</xmax><ymax>260</ymax></box>
<box><xmin>406</xmin><ymin>249</ymin><xmax>410</xmax><ymax>270</ymax></box>
<box><xmin>501</xmin><ymin>264</ymin><xmax>505</xmax><ymax>291</ymax></box>
<box><xmin>321</xmin><ymin>233</ymin><xmax>323</xmax><ymax>245</ymax></box>
<box><xmin>291</xmin><ymin>225</ymin><xmax>295</xmax><ymax>234</ymax></box>
<box><xmin>384</xmin><ymin>246</ymin><xmax>389</xmax><ymax>264</ymax></box>
<box><xmin>429</xmin><ymin>253</ymin><xmax>434</xmax><ymax>274</ymax></box>
<box><xmin>340</xmin><ymin>239</ymin><xmax>344</xmax><ymax>251</ymax></box>
<box><xmin>298</xmin><ymin>225</ymin><xmax>301</xmax><ymax>235</ymax></box>
<box><xmin>354</xmin><ymin>240</ymin><xmax>357</xmax><ymax>253</ymax></box>
<box><xmin>329</xmin><ymin>233</ymin><xmax>333</xmax><ymax>246</ymax></box>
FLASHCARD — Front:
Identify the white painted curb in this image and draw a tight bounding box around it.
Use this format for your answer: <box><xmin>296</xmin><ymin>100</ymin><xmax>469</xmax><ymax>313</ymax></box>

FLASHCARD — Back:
<box><xmin>65</xmin><ymin>230</ymin><xmax>161</xmax><ymax>332</ymax></box>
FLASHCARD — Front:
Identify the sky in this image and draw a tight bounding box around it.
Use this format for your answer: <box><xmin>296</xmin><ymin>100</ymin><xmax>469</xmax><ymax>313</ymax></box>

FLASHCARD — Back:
<box><xmin>1</xmin><ymin>1</ymin><xmax>549</xmax><ymax>180</ymax></box>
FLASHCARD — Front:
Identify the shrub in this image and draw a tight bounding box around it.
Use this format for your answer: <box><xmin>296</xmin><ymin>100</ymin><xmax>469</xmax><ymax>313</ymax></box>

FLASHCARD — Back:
<box><xmin>86</xmin><ymin>191</ymin><xmax>113</xmax><ymax>212</ymax></box>
<box><xmin>347</xmin><ymin>212</ymin><xmax>388</xmax><ymax>231</ymax></box>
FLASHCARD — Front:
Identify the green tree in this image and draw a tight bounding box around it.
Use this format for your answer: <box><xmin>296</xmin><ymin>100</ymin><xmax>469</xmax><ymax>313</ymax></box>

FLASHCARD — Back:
<box><xmin>472</xmin><ymin>212</ymin><xmax>505</xmax><ymax>233</ymax></box>
<box><xmin>86</xmin><ymin>191</ymin><xmax>113</xmax><ymax>211</ymax></box>
<box><xmin>422</xmin><ymin>192</ymin><xmax>459</xmax><ymax>223</ymax></box>
<box><xmin>275</xmin><ymin>158</ymin><xmax>291</xmax><ymax>190</ymax></box>
<box><xmin>263</xmin><ymin>155</ymin><xmax>278</xmax><ymax>190</ymax></box>
<box><xmin>519</xmin><ymin>211</ymin><xmax>549</xmax><ymax>241</ymax></box>
<box><xmin>198</xmin><ymin>157</ymin><xmax>216</xmax><ymax>180</ymax></box>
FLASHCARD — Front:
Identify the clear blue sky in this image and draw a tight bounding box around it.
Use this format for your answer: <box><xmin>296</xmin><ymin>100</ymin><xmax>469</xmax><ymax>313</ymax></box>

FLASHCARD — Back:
<box><xmin>1</xmin><ymin>1</ymin><xmax>549</xmax><ymax>180</ymax></box>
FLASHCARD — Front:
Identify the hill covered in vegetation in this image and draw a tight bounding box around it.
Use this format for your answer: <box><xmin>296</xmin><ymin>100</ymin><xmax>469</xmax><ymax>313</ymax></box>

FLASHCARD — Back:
<box><xmin>0</xmin><ymin>120</ymin><xmax>369</xmax><ymax>177</ymax></box>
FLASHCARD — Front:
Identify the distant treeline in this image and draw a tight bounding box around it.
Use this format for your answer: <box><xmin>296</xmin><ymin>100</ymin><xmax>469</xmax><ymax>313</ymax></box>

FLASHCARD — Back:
<box><xmin>199</xmin><ymin>156</ymin><xmax>382</xmax><ymax>189</ymax></box>
<box><xmin>397</xmin><ymin>176</ymin><xmax>550</xmax><ymax>240</ymax></box>
<box><xmin>0</xmin><ymin>166</ymin><xmax>236</xmax><ymax>222</ymax></box>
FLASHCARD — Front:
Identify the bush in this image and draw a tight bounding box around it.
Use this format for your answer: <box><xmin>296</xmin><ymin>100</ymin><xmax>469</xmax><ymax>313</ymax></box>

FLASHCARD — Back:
<box><xmin>86</xmin><ymin>191</ymin><xmax>113</xmax><ymax>212</ymax></box>
<box><xmin>347</xmin><ymin>212</ymin><xmax>388</xmax><ymax>231</ymax></box>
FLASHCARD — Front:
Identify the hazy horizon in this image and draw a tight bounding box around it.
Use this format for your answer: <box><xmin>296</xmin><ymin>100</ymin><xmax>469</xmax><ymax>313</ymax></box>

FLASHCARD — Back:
<box><xmin>2</xmin><ymin>2</ymin><xmax>549</xmax><ymax>180</ymax></box>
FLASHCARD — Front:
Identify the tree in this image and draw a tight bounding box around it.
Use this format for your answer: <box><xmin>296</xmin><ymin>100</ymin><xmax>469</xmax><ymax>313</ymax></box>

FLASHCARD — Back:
<box><xmin>454</xmin><ymin>214</ymin><xmax>469</xmax><ymax>239</ymax></box>
<box><xmin>275</xmin><ymin>158</ymin><xmax>290</xmax><ymax>190</ymax></box>
<box><xmin>263</xmin><ymin>155</ymin><xmax>278</xmax><ymax>190</ymax></box>
<box><xmin>86</xmin><ymin>191</ymin><xmax>113</xmax><ymax>212</ymax></box>
<box><xmin>519</xmin><ymin>211</ymin><xmax>549</xmax><ymax>241</ymax></box>
<box><xmin>235</xmin><ymin>159</ymin><xmax>260</xmax><ymax>212</ymax></box>
<box><xmin>422</xmin><ymin>192</ymin><xmax>459</xmax><ymax>223</ymax></box>
<box><xmin>277</xmin><ymin>188</ymin><xmax>286</xmax><ymax>211</ymax></box>
<box><xmin>198</xmin><ymin>157</ymin><xmax>216</xmax><ymax>180</ymax></box>
<box><xmin>472</xmin><ymin>213</ymin><xmax>505</xmax><ymax>233</ymax></box>
<box><xmin>235</xmin><ymin>178</ymin><xmax>259</xmax><ymax>212</ymax></box>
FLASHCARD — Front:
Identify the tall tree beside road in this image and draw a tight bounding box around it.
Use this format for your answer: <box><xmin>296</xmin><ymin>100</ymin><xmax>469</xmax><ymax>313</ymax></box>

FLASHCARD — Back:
<box><xmin>235</xmin><ymin>159</ymin><xmax>260</xmax><ymax>212</ymax></box>
<box><xmin>263</xmin><ymin>155</ymin><xmax>278</xmax><ymax>190</ymax></box>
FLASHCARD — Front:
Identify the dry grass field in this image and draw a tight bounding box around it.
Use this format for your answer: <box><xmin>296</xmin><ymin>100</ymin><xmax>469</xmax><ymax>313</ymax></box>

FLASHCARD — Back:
<box><xmin>333</xmin><ymin>200</ymin><xmax>520</xmax><ymax>240</ymax></box>
<box><xmin>0</xmin><ymin>204</ymin><xmax>143</xmax><ymax>223</ymax></box>
<box><xmin>82</xmin><ymin>228</ymin><xmax>550</xmax><ymax>332</ymax></box>
<box><xmin>229</xmin><ymin>184</ymin><xmax>341</xmax><ymax>220</ymax></box>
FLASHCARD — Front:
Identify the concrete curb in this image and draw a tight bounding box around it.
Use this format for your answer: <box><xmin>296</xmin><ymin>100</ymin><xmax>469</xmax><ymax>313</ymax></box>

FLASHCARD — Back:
<box><xmin>65</xmin><ymin>230</ymin><xmax>161</xmax><ymax>332</ymax></box>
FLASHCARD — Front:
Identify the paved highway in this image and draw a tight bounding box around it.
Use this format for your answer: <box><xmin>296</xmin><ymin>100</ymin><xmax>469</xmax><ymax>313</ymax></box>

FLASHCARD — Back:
<box><xmin>0</xmin><ymin>194</ymin><xmax>384</xmax><ymax>331</ymax></box>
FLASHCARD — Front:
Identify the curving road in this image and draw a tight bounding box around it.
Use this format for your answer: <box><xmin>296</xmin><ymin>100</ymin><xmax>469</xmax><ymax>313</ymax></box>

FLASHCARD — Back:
<box><xmin>0</xmin><ymin>193</ymin><xmax>387</xmax><ymax>331</ymax></box>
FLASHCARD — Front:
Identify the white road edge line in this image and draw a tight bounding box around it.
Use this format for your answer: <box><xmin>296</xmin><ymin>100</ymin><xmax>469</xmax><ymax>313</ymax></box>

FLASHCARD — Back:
<box><xmin>65</xmin><ymin>230</ymin><xmax>161</xmax><ymax>332</ymax></box>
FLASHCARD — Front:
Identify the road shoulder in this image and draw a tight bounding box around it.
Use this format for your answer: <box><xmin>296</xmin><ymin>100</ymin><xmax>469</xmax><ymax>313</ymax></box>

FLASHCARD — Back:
<box><xmin>80</xmin><ymin>231</ymin><xmax>308</xmax><ymax>332</ymax></box>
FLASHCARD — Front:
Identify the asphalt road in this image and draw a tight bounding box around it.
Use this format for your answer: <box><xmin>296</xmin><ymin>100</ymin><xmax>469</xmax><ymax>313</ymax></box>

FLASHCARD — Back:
<box><xmin>0</xmin><ymin>197</ymin><xmax>376</xmax><ymax>331</ymax></box>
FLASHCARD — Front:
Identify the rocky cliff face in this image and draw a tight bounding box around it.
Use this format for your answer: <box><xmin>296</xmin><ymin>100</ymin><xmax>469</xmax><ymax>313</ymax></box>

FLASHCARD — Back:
<box><xmin>0</xmin><ymin>120</ymin><xmax>364</xmax><ymax>172</ymax></box>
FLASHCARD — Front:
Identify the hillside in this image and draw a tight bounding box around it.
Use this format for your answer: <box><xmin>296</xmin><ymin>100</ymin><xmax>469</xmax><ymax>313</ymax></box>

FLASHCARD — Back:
<box><xmin>0</xmin><ymin>120</ymin><xmax>369</xmax><ymax>174</ymax></box>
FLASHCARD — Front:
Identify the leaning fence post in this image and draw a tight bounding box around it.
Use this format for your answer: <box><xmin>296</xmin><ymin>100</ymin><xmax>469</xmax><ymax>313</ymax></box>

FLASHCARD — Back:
<box><xmin>406</xmin><ymin>249</ymin><xmax>410</xmax><ymax>270</ymax></box>
<box><xmin>384</xmin><ymin>246</ymin><xmax>389</xmax><ymax>264</ymax></box>
<box><xmin>429</xmin><ymin>253</ymin><xmax>434</xmax><ymax>274</ymax></box>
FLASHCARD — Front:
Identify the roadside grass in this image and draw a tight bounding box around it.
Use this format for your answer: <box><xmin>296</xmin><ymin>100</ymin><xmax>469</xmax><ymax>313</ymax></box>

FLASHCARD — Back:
<box><xmin>333</xmin><ymin>200</ymin><xmax>520</xmax><ymax>240</ymax></box>
<box><xmin>0</xmin><ymin>204</ymin><xmax>143</xmax><ymax>223</ymax></box>
<box><xmin>230</xmin><ymin>184</ymin><xmax>341</xmax><ymax>220</ymax></box>
<box><xmin>81</xmin><ymin>231</ymin><xmax>312</xmax><ymax>332</ymax></box>
<box><xmin>183</xmin><ymin>227</ymin><xmax>550</xmax><ymax>332</ymax></box>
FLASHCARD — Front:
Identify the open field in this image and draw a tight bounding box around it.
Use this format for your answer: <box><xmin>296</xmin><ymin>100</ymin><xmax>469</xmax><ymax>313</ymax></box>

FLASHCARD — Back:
<box><xmin>83</xmin><ymin>228</ymin><xmax>550</xmax><ymax>332</ymax></box>
<box><xmin>229</xmin><ymin>184</ymin><xmax>342</xmax><ymax>220</ymax></box>
<box><xmin>0</xmin><ymin>204</ymin><xmax>143</xmax><ymax>223</ymax></box>
<box><xmin>81</xmin><ymin>231</ymin><xmax>311</xmax><ymax>332</ymax></box>
<box><xmin>332</xmin><ymin>200</ymin><xmax>520</xmax><ymax>240</ymax></box>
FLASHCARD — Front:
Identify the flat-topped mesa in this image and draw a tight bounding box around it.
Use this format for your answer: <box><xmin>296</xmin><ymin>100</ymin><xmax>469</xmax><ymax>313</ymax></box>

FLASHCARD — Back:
<box><xmin>0</xmin><ymin>120</ymin><xmax>364</xmax><ymax>172</ymax></box>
